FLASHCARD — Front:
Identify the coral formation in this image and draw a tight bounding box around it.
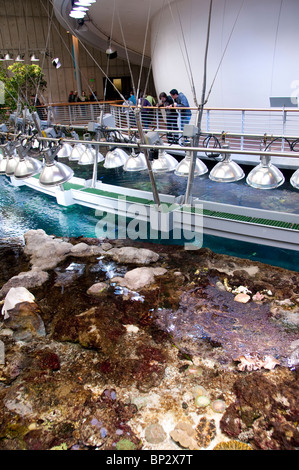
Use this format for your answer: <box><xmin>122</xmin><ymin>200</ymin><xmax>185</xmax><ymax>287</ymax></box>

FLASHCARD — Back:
<box><xmin>213</xmin><ymin>441</ymin><xmax>253</xmax><ymax>450</ymax></box>
<box><xmin>195</xmin><ymin>417</ymin><xmax>216</xmax><ymax>448</ymax></box>
<box><xmin>170</xmin><ymin>422</ymin><xmax>198</xmax><ymax>450</ymax></box>
<box><xmin>235</xmin><ymin>354</ymin><xmax>280</xmax><ymax>371</ymax></box>
<box><xmin>211</xmin><ymin>399</ymin><xmax>226</xmax><ymax>413</ymax></box>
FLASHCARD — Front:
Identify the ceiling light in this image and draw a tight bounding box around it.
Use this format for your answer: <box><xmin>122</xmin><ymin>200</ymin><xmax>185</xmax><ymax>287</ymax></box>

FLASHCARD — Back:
<box><xmin>73</xmin><ymin>6</ymin><xmax>89</xmax><ymax>11</ymax></box>
<box><xmin>69</xmin><ymin>10</ymin><xmax>86</xmax><ymax>18</ymax></box>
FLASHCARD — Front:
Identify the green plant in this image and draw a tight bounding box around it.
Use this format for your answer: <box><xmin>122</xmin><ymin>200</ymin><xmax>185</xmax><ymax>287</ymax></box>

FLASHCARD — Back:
<box><xmin>0</xmin><ymin>62</ymin><xmax>47</xmax><ymax>118</ymax></box>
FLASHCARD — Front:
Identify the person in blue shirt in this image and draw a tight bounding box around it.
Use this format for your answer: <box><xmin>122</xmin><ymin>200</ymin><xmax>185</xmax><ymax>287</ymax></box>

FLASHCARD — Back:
<box><xmin>169</xmin><ymin>89</ymin><xmax>192</xmax><ymax>130</ymax></box>
<box><xmin>128</xmin><ymin>91</ymin><xmax>136</xmax><ymax>105</ymax></box>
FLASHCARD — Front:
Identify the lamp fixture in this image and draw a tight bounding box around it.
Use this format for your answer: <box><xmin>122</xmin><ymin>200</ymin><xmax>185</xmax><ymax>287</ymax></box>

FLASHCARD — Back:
<box><xmin>14</xmin><ymin>144</ymin><xmax>43</xmax><ymax>179</ymax></box>
<box><xmin>124</xmin><ymin>150</ymin><xmax>147</xmax><ymax>172</ymax></box>
<box><xmin>174</xmin><ymin>150</ymin><xmax>208</xmax><ymax>177</ymax></box>
<box><xmin>103</xmin><ymin>147</ymin><xmax>129</xmax><ymax>168</ymax></box>
<box><xmin>30</xmin><ymin>53</ymin><xmax>39</xmax><ymax>62</ymax></box>
<box><xmin>15</xmin><ymin>54</ymin><xmax>25</xmax><ymax>62</ymax></box>
<box><xmin>290</xmin><ymin>168</ymin><xmax>299</xmax><ymax>190</ymax></box>
<box><xmin>106</xmin><ymin>37</ymin><xmax>118</xmax><ymax>59</ymax></box>
<box><xmin>209</xmin><ymin>144</ymin><xmax>245</xmax><ymax>183</ymax></box>
<box><xmin>4</xmin><ymin>53</ymin><xmax>13</xmax><ymax>61</ymax></box>
<box><xmin>69</xmin><ymin>143</ymin><xmax>86</xmax><ymax>161</ymax></box>
<box><xmin>39</xmin><ymin>147</ymin><xmax>74</xmax><ymax>186</ymax></box>
<box><xmin>151</xmin><ymin>149</ymin><xmax>178</xmax><ymax>173</ymax></box>
<box><xmin>57</xmin><ymin>143</ymin><xmax>73</xmax><ymax>158</ymax></box>
<box><xmin>52</xmin><ymin>57</ymin><xmax>61</xmax><ymax>69</ymax></box>
<box><xmin>246</xmin><ymin>145</ymin><xmax>285</xmax><ymax>189</ymax></box>
<box><xmin>0</xmin><ymin>54</ymin><xmax>5</xmax><ymax>61</ymax></box>
<box><xmin>75</xmin><ymin>0</ymin><xmax>96</xmax><ymax>4</ymax></box>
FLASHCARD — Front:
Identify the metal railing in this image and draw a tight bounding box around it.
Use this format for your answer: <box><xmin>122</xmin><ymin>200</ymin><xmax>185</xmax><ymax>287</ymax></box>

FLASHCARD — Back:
<box><xmin>34</xmin><ymin>101</ymin><xmax>299</xmax><ymax>153</ymax></box>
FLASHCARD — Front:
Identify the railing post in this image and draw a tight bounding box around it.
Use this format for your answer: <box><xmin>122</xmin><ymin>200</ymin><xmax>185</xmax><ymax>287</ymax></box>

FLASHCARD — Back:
<box><xmin>241</xmin><ymin>110</ymin><xmax>245</xmax><ymax>150</ymax></box>
<box><xmin>206</xmin><ymin>109</ymin><xmax>210</xmax><ymax>132</ymax></box>
<box><xmin>68</xmin><ymin>105</ymin><xmax>72</xmax><ymax>125</ymax></box>
<box><xmin>282</xmin><ymin>110</ymin><xmax>287</xmax><ymax>151</ymax></box>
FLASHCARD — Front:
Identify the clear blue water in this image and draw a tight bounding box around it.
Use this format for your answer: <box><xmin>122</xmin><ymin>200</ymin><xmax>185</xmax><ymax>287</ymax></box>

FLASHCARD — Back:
<box><xmin>0</xmin><ymin>158</ymin><xmax>298</xmax><ymax>272</ymax></box>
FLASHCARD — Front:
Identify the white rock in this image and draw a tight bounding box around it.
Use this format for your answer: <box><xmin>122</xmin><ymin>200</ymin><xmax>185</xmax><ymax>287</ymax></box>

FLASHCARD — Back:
<box><xmin>1</xmin><ymin>287</ymin><xmax>35</xmax><ymax>320</ymax></box>
<box><xmin>109</xmin><ymin>246</ymin><xmax>159</xmax><ymax>265</ymax></box>
<box><xmin>112</xmin><ymin>266</ymin><xmax>167</xmax><ymax>290</ymax></box>
<box><xmin>234</xmin><ymin>293</ymin><xmax>251</xmax><ymax>303</ymax></box>
<box><xmin>124</xmin><ymin>324</ymin><xmax>139</xmax><ymax>334</ymax></box>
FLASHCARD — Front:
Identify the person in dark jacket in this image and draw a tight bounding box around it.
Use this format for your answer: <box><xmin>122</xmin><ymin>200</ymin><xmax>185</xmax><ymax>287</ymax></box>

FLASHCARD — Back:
<box><xmin>159</xmin><ymin>92</ymin><xmax>179</xmax><ymax>144</ymax></box>
<box><xmin>169</xmin><ymin>88</ymin><xmax>192</xmax><ymax>130</ymax></box>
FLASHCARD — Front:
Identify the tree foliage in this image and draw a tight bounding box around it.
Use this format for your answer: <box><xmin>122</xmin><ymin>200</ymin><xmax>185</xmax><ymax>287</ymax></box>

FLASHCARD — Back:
<box><xmin>0</xmin><ymin>63</ymin><xmax>47</xmax><ymax>119</ymax></box>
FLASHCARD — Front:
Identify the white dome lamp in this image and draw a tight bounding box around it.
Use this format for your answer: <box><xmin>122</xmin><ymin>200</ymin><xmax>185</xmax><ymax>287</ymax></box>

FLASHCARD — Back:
<box><xmin>78</xmin><ymin>145</ymin><xmax>95</xmax><ymax>165</ymax></box>
<box><xmin>39</xmin><ymin>145</ymin><xmax>74</xmax><ymax>186</ymax></box>
<box><xmin>151</xmin><ymin>148</ymin><xmax>178</xmax><ymax>173</ymax></box>
<box><xmin>209</xmin><ymin>143</ymin><xmax>245</xmax><ymax>182</ymax></box>
<box><xmin>5</xmin><ymin>143</ymin><xmax>21</xmax><ymax>176</ymax></box>
<box><xmin>14</xmin><ymin>141</ymin><xmax>43</xmax><ymax>179</ymax></box>
<box><xmin>290</xmin><ymin>168</ymin><xmax>299</xmax><ymax>190</ymax></box>
<box><xmin>78</xmin><ymin>133</ymin><xmax>104</xmax><ymax>165</ymax></box>
<box><xmin>103</xmin><ymin>147</ymin><xmax>129</xmax><ymax>168</ymax></box>
<box><xmin>174</xmin><ymin>149</ymin><xmax>208</xmax><ymax>177</ymax></box>
<box><xmin>57</xmin><ymin>142</ymin><xmax>73</xmax><ymax>158</ymax></box>
<box><xmin>246</xmin><ymin>143</ymin><xmax>285</xmax><ymax>189</ymax></box>
<box><xmin>69</xmin><ymin>142</ymin><xmax>86</xmax><ymax>161</ymax></box>
<box><xmin>124</xmin><ymin>149</ymin><xmax>147</xmax><ymax>172</ymax></box>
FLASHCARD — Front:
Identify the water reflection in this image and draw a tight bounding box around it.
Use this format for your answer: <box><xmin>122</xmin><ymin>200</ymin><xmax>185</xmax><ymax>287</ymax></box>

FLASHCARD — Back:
<box><xmin>0</xmin><ymin>159</ymin><xmax>299</xmax><ymax>271</ymax></box>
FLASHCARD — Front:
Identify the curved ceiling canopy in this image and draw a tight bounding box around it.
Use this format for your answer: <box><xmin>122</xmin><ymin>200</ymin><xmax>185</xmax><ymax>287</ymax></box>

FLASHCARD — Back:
<box><xmin>53</xmin><ymin>0</ymin><xmax>168</xmax><ymax>66</ymax></box>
